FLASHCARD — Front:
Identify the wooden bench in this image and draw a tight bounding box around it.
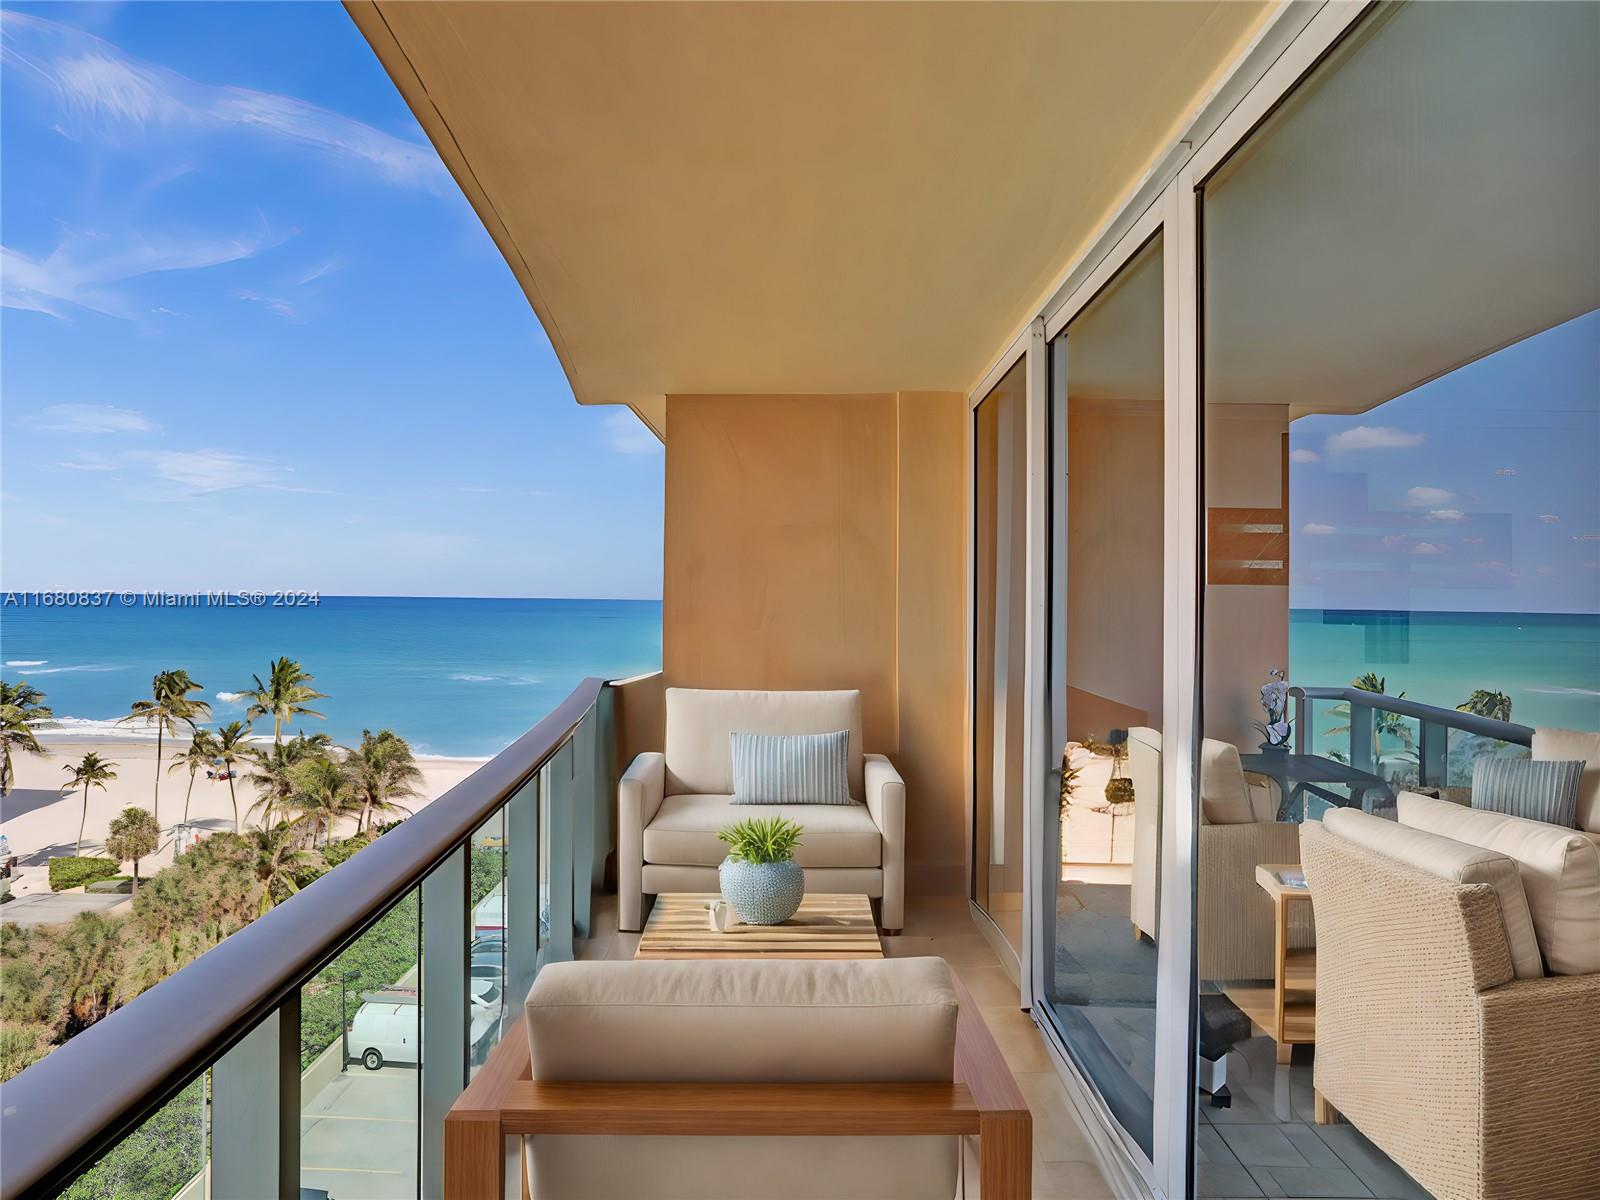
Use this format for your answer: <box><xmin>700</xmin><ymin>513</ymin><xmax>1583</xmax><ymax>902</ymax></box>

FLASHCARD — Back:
<box><xmin>445</xmin><ymin>974</ymin><xmax>1032</xmax><ymax>1199</ymax></box>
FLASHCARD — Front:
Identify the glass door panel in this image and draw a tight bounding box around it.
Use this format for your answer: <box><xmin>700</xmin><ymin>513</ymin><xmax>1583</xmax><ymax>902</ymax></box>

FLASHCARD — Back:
<box><xmin>973</xmin><ymin>356</ymin><xmax>1028</xmax><ymax>955</ymax></box>
<box><xmin>1040</xmin><ymin>231</ymin><xmax>1166</xmax><ymax>1159</ymax></box>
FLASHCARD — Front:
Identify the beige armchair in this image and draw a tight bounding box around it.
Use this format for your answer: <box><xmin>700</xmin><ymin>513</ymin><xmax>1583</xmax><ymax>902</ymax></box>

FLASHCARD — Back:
<box><xmin>1196</xmin><ymin>739</ymin><xmax>1311</xmax><ymax>981</ymax></box>
<box><xmin>1302</xmin><ymin>818</ymin><xmax>1600</xmax><ymax>1200</ymax></box>
<box><xmin>618</xmin><ymin>688</ymin><xmax>905</xmax><ymax>933</ymax></box>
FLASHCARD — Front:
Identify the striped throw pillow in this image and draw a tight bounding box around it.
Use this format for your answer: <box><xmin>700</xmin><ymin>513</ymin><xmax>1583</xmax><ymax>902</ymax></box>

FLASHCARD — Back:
<box><xmin>1472</xmin><ymin>756</ymin><xmax>1584</xmax><ymax>827</ymax></box>
<box><xmin>730</xmin><ymin>730</ymin><xmax>853</xmax><ymax>805</ymax></box>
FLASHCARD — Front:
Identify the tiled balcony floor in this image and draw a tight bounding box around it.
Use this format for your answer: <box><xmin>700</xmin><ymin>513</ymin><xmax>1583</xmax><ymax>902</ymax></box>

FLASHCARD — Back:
<box><xmin>580</xmin><ymin>893</ymin><xmax>1118</xmax><ymax>1200</ymax></box>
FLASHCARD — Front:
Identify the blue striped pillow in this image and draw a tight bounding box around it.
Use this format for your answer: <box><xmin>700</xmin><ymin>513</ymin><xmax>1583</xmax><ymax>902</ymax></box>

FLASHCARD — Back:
<box><xmin>1471</xmin><ymin>756</ymin><xmax>1584</xmax><ymax>827</ymax></box>
<box><xmin>730</xmin><ymin>730</ymin><xmax>853</xmax><ymax>805</ymax></box>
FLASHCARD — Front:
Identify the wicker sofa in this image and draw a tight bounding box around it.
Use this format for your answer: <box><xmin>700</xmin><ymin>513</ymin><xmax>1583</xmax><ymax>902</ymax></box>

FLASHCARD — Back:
<box><xmin>1302</xmin><ymin>812</ymin><xmax>1600</xmax><ymax>1200</ymax></box>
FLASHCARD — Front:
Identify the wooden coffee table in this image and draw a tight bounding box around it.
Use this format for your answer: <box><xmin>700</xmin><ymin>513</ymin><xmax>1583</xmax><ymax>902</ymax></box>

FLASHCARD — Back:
<box><xmin>635</xmin><ymin>893</ymin><xmax>884</xmax><ymax>960</ymax></box>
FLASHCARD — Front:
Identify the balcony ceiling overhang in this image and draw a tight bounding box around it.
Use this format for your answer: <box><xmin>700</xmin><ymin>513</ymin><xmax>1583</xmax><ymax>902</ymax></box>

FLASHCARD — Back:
<box><xmin>347</xmin><ymin>0</ymin><xmax>1272</xmax><ymax>435</ymax></box>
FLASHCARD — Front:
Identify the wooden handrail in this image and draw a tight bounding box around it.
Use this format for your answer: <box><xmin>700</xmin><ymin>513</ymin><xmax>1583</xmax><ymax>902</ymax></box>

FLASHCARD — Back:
<box><xmin>446</xmin><ymin>971</ymin><xmax>1032</xmax><ymax>1199</ymax></box>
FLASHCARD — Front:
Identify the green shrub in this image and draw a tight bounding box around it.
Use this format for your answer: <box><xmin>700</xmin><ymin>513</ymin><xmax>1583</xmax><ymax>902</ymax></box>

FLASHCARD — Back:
<box><xmin>47</xmin><ymin>857</ymin><xmax>121</xmax><ymax>893</ymax></box>
<box><xmin>298</xmin><ymin>892</ymin><xmax>420</xmax><ymax>1068</ymax></box>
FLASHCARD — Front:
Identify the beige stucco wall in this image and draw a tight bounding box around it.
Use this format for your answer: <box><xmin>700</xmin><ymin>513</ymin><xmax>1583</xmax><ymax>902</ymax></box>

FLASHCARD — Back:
<box><xmin>1204</xmin><ymin>403</ymin><xmax>1291</xmax><ymax>749</ymax></box>
<box><xmin>1066</xmin><ymin>396</ymin><xmax>1164</xmax><ymax>731</ymax></box>
<box><xmin>661</xmin><ymin>392</ymin><xmax>968</xmax><ymax>894</ymax></box>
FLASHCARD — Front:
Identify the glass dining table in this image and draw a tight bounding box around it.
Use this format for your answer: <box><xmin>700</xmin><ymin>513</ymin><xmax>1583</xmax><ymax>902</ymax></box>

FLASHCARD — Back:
<box><xmin>1237</xmin><ymin>751</ymin><xmax>1396</xmax><ymax>821</ymax></box>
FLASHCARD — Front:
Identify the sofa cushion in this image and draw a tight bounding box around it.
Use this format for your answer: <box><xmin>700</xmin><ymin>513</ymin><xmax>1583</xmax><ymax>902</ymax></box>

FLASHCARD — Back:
<box><xmin>644</xmin><ymin>794</ymin><xmax>881</xmax><ymax>868</ymax></box>
<box><xmin>665</xmin><ymin>689</ymin><xmax>864</xmax><ymax>798</ymax></box>
<box><xmin>1533</xmin><ymin>727</ymin><xmax>1600</xmax><ymax>834</ymax></box>
<box><xmin>526</xmin><ymin>957</ymin><xmax>958</xmax><ymax>1082</ymax></box>
<box><xmin>1472</xmin><ymin>755</ymin><xmax>1584</xmax><ymax>826</ymax></box>
<box><xmin>1324</xmin><ymin>806</ymin><xmax>1544</xmax><ymax>980</ymax></box>
<box><xmin>730</xmin><ymin>730</ymin><xmax>852</xmax><ymax>805</ymax></box>
<box><xmin>1199</xmin><ymin>739</ymin><xmax>1255</xmax><ymax>825</ymax></box>
<box><xmin>1399</xmin><ymin>792</ymin><xmax>1600</xmax><ymax>976</ymax></box>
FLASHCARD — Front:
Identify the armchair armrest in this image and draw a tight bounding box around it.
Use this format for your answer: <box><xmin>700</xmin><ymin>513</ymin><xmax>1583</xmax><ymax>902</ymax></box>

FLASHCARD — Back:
<box><xmin>617</xmin><ymin>752</ymin><xmax>664</xmax><ymax>931</ymax></box>
<box><xmin>864</xmin><ymin>753</ymin><xmax>905</xmax><ymax>932</ymax></box>
<box><xmin>619</xmin><ymin>751</ymin><xmax>665</xmax><ymax>829</ymax></box>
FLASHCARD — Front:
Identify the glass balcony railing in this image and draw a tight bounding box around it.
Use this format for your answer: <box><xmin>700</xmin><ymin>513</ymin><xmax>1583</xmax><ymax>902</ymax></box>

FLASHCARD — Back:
<box><xmin>1288</xmin><ymin>684</ymin><xmax>1533</xmax><ymax>814</ymax></box>
<box><xmin>1</xmin><ymin>678</ymin><xmax>614</xmax><ymax>1200</ymax></box>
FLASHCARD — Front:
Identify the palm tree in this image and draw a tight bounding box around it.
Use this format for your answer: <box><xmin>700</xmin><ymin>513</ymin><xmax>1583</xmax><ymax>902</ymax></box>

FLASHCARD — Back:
<box><xmin>61</xmin><ymin>752</ymin><xmax>118</xmax><ymax>857</ymax></box>
<box><xmin>1457</xmin><ymin>689</ymin><xmax>1513</xmax><ymax>722</ymax></box>
<box><xmin>244</xmin><ymin>733</ymin><xmax>331</xmax><ymax>828</ymax></box>
<box><xmin>243</xmin><ymin>658</ymin><xmax>327</xmax><ymax>748</ymax></box>
<box><xmin>169</xmin><ymin>730</ymin><xmax>220</xmax><ymax>825</ymax></box>
<box><xmin>343</xmin><ymin>729</ymin><xmax>423</xmax><ymax>836</ymax></box>
<box><xmin>285</xmin><ymin>754</ymin><xmax>360</xmax><ymax>847</ymax></box>
<box><xmin>0</xmin><ymin>680</ymin><xmax>52</xmax><ymax>797</ymax></box>
<box><xmin>105</xmin><ymin>806</ymin><xmax>161</xmax><ymax>890</ymax></box>
<box><xmin>213</xmin><ymin>721</ymin><xmax>253</xmax><ymax>834</ymax></box>
<box><xmin>248</xmin><ymin>822</ymin><xmax>319</xmax><ymax>916</ymax></box>
<box><xmin>1324</xmin><ymin>671</ymin><xmax>1416</xmax><ymax>763</ymax></box>
<box><xmin>120</xmin><ymin>670</ymin><xmax>211</xmax><ymax>824</ymax></box>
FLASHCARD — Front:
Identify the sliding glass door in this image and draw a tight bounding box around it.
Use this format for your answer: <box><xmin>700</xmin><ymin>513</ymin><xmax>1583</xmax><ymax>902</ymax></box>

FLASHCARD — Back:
<box><xmin>973</xmin><ymin>355</ymin><xmax>1029</xmax><ymax>959</ymax></box>
<box><xmin>1037</xmin><ymin>230</ymin><xmax>1167</xmax><ymax>1162</ymax></box>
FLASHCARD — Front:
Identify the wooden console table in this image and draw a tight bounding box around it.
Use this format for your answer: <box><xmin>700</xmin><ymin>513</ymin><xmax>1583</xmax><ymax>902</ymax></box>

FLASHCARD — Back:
<box><xmin>1222</xmin><ymin>864</ymin><xmax>1315</xmax><ymax>1064</ymax></box>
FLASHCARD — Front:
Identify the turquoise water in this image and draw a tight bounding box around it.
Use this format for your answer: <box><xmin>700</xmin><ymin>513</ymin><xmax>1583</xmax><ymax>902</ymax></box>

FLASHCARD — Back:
<box><xmin>1289</xmin><ymin>609</ymin><xmax>1599</xmax><ymax>732</ymax></box>
<box><xmin>0</xmin><ymin>596</ymin><xmax>661</xmax><ymax>756</ymax></box>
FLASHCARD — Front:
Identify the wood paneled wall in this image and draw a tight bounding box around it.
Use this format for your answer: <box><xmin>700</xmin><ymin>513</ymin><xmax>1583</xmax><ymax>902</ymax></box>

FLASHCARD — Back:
<box><xmin>660</xmin><ymin>391</ymin><xmax>968</xmax><ymax>894</ymax></box>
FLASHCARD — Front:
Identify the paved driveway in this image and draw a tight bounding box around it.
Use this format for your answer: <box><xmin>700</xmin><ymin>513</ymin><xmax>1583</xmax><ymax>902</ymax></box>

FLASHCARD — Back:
<box><xmin>301</xmin><ymin>1062</ymin><xmax>419</xmax><ymax>1199</ymax></box>
<box><xmin>0</xmin><ymin>891</ymin><xmax>128</xmax><ymax>928</ymax></box>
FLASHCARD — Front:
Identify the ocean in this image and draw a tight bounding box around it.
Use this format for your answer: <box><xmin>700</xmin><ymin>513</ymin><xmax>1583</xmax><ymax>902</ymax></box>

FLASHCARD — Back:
<box><xmin>1289</xmin><ymin>608</ymin><xmax>1600</xmax><ymax>733</ymax></box>
<box><xmin>0</xmin><ymin>596</ymin><xmax>662</xmax><ymax>758</ymax></box>
<box><xmin>3</xmin><ymin>600</ymin><xmax>1594</xmax><ymax>759</ymax></box>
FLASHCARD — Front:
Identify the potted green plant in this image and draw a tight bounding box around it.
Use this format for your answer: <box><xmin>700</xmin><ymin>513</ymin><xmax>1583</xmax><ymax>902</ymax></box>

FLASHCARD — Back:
<box><xmin>716</xmin><ymin>815</ymin><xmax>805</xmax><ymax>925</ymax></box>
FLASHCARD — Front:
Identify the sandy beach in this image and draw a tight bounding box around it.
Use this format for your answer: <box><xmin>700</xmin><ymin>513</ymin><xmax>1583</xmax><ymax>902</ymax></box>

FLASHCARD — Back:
<box><xmin>1</xmin><ymin>735</ymin><xmax>486</xmax><ymax>898</ymax></box>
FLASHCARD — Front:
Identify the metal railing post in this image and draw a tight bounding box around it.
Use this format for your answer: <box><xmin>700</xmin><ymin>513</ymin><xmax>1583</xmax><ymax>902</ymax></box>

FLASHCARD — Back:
<box><xmin>1419</xmin><ymin>720</ymin><xmax>1449</xmax><ymax>790</ymax></box>
<box><xmin>506</xmin><ymin>775</ymin><xmax>540</xmax><ymax>1007</ymax></box>
<box><xmin>1349</xmin><ymin>698</ymin><xmax>1376</xmax><ymax>775</ymax></box>
<box><xmin>543</xmin><ymin>742</ymin><xmax>576</xmax><ymax>966</ymax></box>
<box><xmin>572</xmin><ymin>712</ymin><xmax>596</xmax><ymax>938</ymax></box>
<box><xmin>212</xmin><ymin>1003</ymin><xmax>296</xmax><ymax>1200</ymax></box>
<box><xmin>421</xmin><ymin>846</ymin><xmax>467</xmax><ymax>1199</ymax></box>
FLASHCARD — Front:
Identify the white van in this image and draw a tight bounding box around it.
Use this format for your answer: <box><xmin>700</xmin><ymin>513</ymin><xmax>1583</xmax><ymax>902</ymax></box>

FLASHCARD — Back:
<box><xmin>349</xmin><ymin>1001</ymin><xmax>417</xmax><ymax>1071</ymax></box>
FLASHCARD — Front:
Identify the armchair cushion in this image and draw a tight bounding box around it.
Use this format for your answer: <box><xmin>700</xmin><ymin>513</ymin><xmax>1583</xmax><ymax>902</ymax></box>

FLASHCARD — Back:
<box><xmin>1532</xmin><ymin>726</ymin><xmax>1600</xmax><ymax>834</ymax></box>
<box><xmin>664</xmin><ymin>688</ymin><xmax>864</xmax><ymax>798</ymax></box>
<box><xmin>1324</xmin><ymin>806</ymin><xmax>1543</xmax><ymax>980</ymax></box>
<box><xmin>1400</xmin><ymin>792</ymin><xmax>1600</xmax><ymax>975</ymax></box>
<box><xmin>643</xmin><ymin>794</ymin><xmax>882</xmax><ymax>868</ymax></box>
<box><xmin>1199</xmin><ymin>739</ymin><xmax>1255</xmax><ymax>824</ymax></box>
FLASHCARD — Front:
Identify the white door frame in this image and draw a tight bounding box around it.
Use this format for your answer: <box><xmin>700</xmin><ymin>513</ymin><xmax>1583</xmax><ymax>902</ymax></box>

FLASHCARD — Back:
<box><xmin>963</xmin><ymin>3</ymin><xmax>1380</xmax><ymax>1197</ymax></box>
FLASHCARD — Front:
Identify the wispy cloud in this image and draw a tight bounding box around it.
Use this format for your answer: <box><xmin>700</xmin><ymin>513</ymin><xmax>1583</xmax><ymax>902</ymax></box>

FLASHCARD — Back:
<box><xmin>1325</xmin><ymin>425</ymin><xmax>1424</xmax><ymax>455</ymax></box>
<box><xmin>237</xmin><ymin>288</ymin><xmax>298</xmax><ymax>321</ymax></box>
<box><xmin>1301</xmin><ymin>522</ymin><xmax>1338</xmax><ymax>535</ymax></box>
<box><xmin>3</xmin><ymin>226</ymin><xmax>282</xmax><ymax>320</ymax></box>
<box><xmin>1427</xmin><ymin>508</ymin><xmax>1466</xmax><ymax>523</ymax></box>
<box><xmin>1539</xmin><ymin>513</ymin><xmax>1562</xmax><ymax>525</ymax></box>
<box><xmin>1</xmin><ymin>13</ymin><xmax>447</xmax><ymax>189</ymax></box>
<box><xmin>605</xmin><ymin>410</ymin><xmax>661</xmax><ymax>455</ymax></box>
<box><xmin>1405</xmin><ymin>486</ymin><xmax>1456</xmax><ymax>508</ymax></box>
<box><xmin>1412</xmin><ymin>542</ymin><xmax>1450</xmax><ymax>556</ymax></box>
<box><xmin>23</xmin><ymin>403</ymin><xmax>159</xmax><ymax>434</ymax></box>
<box><xmin>1289</xmin><ymin>448</ymin><xmax>1321</xmax><ymax>464</ymax></box>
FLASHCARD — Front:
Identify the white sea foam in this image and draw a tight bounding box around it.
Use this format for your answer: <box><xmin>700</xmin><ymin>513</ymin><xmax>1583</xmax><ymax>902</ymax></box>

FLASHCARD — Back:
<box><xmin>4</xmin><ymin>660</ymin><xmax>47</xmax><ymax>667</ymax></box>
<box><xmin>450</xmin><ymin>673</ymin><xmax>496</xmax><ymax>683</ymax></box>
<box><xmin>18</xmin><ymin>663</ymin><xmax>123</xmax><ymax>675</ymax></box>
<box><xmin>37</xmin><ymin>716</ymin><xmax>158</xmax><ymax>741</ymax></box>
<box><xmin>215</xmin><ymin>691</ymin><xmax>246</xmax><ymax>702</ymax></box>
<box><xmin>1526</xmin><ymin>685</ymin><xmax>1600</xmax><ymax>698</ymax></box>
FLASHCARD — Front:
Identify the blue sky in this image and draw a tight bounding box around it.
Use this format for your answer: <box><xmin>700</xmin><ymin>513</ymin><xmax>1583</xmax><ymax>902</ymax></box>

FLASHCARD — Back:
<box><xmin>1289</xmin><ymin>310</ymin><xmax>1599</xmax><ymax>614</ymax></box>
<box><xmin>1</xmin><ymin>2</ymin><xmax>664</xmax><ymax>598</ymax></box>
